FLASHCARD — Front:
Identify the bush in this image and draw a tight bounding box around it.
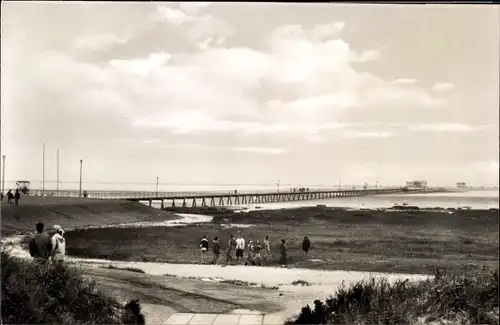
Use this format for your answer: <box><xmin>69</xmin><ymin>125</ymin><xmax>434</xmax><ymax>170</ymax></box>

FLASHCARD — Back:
<box><xmin>1</xmin><ymin>251</ymin><xmax>124</xmax><ymax>324</ymax></box>
<box><xmin>287</xmin><ymin>267</ymin><xmax>499</xmax><ymax>325</ymax></box>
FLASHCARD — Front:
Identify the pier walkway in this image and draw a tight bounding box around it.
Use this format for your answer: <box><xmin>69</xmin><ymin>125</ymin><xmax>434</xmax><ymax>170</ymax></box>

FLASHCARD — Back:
<box><xmin>28</xmin><ymin>187</ymin><xmax>449</xmax><ymax>208</ymax></box>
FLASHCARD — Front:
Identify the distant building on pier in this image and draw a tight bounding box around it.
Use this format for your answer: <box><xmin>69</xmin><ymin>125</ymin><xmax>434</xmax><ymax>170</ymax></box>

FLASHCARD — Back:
<box><xmin>406</xmin><ymin>180</ymin><xmax>428</xmax><ymax>189</ymax></box>
<box><xmin>456</xmin><ymin>182</ymin><xmax>467</xmax><ymax>188</ymax></box>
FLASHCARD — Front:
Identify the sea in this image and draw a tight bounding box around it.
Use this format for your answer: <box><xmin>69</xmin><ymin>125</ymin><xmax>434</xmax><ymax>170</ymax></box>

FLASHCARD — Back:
<box><xmin>148</xmin><ymin>189</ymin><xmax>499</xmax><ymax>211</ymax></box>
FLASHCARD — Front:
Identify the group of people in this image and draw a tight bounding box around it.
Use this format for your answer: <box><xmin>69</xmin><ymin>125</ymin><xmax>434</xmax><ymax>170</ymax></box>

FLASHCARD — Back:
<box><xmin>28</xmin><ymin>222</ymin><xmax>66</xmax><ymax>262</ymax></box>
<box><xmin>199</xmin><ymin>233</ymin><xmax>312</xmax><ymax>268</ymax></box>
<box><xmin>1</xmin><ymin>189</ymin><xmax>21</xmax><ymax>205</ymax></box>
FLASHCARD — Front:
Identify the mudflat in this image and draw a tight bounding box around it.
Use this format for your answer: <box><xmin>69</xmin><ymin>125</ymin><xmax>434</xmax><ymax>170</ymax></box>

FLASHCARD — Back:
<box><xmin>1</xmin><ymin>196</ymin><xmax>177</xmax><ymax>235</ymax></box>
<box><xmin>63</xmin><ymin>206</ymin><xmax>499</xmax><ymax>274</ymax></box>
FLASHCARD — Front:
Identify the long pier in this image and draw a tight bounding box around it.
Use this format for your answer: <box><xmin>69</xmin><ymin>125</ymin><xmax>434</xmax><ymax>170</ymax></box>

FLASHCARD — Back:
<box><xmin>27</xmin><ymin>187</ymin><xmax>451</xmax><ymax>208</ymax></box>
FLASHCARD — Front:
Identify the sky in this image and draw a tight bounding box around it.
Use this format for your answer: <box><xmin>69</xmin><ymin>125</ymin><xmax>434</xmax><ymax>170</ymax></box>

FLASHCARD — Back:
<box><xmin>1</xmin><ymin>2</ymin><xmax>499</xmax><ymax>191</ymax></box>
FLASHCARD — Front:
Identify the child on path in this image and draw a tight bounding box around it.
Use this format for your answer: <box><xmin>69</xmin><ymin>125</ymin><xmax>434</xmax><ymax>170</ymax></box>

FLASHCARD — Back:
<box><xmin>225</xmin><ymin>235</ymin><xmax>237</xmax><ymax>265</ymax></box>
<box><xmin>212</xmin><ymin>236</ymin><xmax>220</xmax><ymax>265</ymax></box>
<box><xmin>263</xmin><ymin>236</ymin><xmax>273</xmax><ymax>262</ymax></box>
<box><xmin>200</xmin><ymin>235</ymin><xmax>209</xmax><ymax>263</ymax></box>
<box><xmin>235</xmin><ymin>234</ymin><xmax>245</xmax><ymax>264</ymax></box>
<box><xmin>302</xmin><ymin>236</ymin><xmax>311</xmax><ymax>257</ymax></box>
<box><xmin>279</xmin><ymin>239</ymin><xmax>288</xmax><ymax>268</ymax></box>
<box><xmin>254</xmin><ymin>240</ymin><xmax>262</xmax><ymax>266</ymax></box>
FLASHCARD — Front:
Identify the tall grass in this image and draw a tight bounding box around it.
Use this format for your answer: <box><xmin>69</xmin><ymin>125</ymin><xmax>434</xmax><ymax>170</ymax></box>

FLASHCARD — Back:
<box><xmin>288</xmin><ymin>267</ymin><xmax>499</xmax><ymax>325</ymax></box>
<box><xmin>1</xmin><ymin>251</ymin><xmax>124</xmax><ymax>324</ymax></box>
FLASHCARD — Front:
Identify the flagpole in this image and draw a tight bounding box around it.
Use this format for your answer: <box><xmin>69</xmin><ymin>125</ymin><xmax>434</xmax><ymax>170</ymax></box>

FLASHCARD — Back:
<box><xmin>42</xmin><ymin>144</ymin><xmax>45</xmax><ymax>199</ymax></box>
<box><xmin>57</xmin><ymin>149</ymin><xmax>60</xmax><ymax>191</ymax></box>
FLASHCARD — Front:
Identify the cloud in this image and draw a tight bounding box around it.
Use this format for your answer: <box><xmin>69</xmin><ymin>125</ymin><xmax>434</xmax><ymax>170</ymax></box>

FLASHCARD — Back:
<box><xmin>409</xmin><ymin>123</ymin><xmax>492</xmax><ymax>132</ymax></box>
<box><xmin>338</xmin><ymin>130</ymin><xmax>395</xmax><ymax>139</ymax></box>
<box><xmin>156</xmin><ymin>3</ymin><xmax>232</xmax><ymax>49</ymax></box>
<box><xmin>432</xmin><ymin>82</ymin><xmax>454</xmax><ymax>92</ymax></box>
<box><xmin>4</xmin><ymin>14</ymin><xmax>450</xmax><ymax>150</ymax></box>
<box><xmin>351</xmin><ymin>49</ymin><xmax>381</xmax><ymax>62</ymax></box>
<box><xmin>389</xmin><ymin>78</ymin><xmax>417</xmax><ymax>85</ymax></box>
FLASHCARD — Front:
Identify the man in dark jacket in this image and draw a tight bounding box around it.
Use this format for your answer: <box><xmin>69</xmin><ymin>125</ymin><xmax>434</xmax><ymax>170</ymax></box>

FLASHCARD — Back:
<box><xmin>29</xmin><ymin>222</ymin><xmax>52</xmax><ymax>262</ymax></box>
<box><xmin>212</xmin><ymin>237</ymin><xmax>221</xmax><ymax>265</ymax></box>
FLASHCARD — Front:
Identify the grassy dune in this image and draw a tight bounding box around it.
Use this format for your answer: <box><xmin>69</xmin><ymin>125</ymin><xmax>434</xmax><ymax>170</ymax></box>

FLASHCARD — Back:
<box><xmin>64</xmin><ymin>207</ymin><xmax>499</xmax><ymax>274</ymax></box>
<box><xmin>288</xmin><ymin>267</ymin><xmax>499</xmax><ymax>325</ymax></box>
<box><xmin>1</xmin><ymin>196</ymin><xmax>177</xmax><ymax>235</ymax></box>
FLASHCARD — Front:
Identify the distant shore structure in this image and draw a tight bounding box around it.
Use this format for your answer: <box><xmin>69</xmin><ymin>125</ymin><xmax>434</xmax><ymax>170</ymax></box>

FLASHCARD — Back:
<box><xmin>406</xmin><ymin>180</ymin><xmax>428</xmax><ymax>190</ymax></box>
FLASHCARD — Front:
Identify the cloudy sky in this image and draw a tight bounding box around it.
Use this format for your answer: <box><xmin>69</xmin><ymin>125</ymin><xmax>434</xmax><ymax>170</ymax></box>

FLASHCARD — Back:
<box><xmin>1</xmin><ymin>2</ymin><xmax>499</xmax><ymax>190</ymax></box>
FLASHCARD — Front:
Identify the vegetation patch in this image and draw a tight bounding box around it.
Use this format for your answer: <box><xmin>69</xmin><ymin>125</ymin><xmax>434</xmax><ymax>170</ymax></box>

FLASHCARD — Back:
<box><xmin>1</xmin><ymin>251</ymin><xmax>123</xmax><ymax>324</ymax></box>
<box><xmin>287</xmin><ymin>267</ymin><xmax>499</xmax><ymax>325</ymax></box>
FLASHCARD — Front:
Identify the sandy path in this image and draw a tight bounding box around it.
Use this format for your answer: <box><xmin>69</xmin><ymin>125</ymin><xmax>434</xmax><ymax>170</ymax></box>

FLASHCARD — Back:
<box><xmin>1</xmin><ymin>213</ymin><xmax>431</xmax><ymax>320</ymax></box>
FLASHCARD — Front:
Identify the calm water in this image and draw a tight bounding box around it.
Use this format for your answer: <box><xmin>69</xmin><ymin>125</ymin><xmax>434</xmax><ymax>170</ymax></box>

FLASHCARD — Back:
<box><xmin>149</xmin><ymin>190</ymin><xmax>499</xmax><ymax>210</ymax></box>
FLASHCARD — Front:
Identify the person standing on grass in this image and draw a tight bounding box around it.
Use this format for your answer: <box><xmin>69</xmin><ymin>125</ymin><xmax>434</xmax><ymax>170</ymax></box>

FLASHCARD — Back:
<box><xmin>263</xmin><ymin>236</ymin><xmax>273</xmax><ymax>262</ymax></box>
<box><xmin>200</xmin><ymin>235</ymin><xmax>209</xmax><ymax>263</ymax></box>
<box><xmin>51</xmin><ymin>225</ymin><xmax>66</xmax><ymax>262</ymax></box>
<box><xmin>14</xmin><ymin>189</ymin><xmax>21</xmax><ymax>206</ymax></box>
<box><xmin>279</xmin><ymin>239</ymin><xmax>288</xmax><ymax>268</ymax></box>
<box><xmin>226</xmin><ymin>234</ymin><xmax>237</xmax><ymax>265</ymax></box>
<box><xmin>235</xmin><ymin>233</ymin><xmax>245</xmax><ymax>264</ymax></box>
<box><xmin>29</xmin><ymin>222</ymin><xmax>52</xmax><ymax>262</ymax></box>
<box><xmin>302</xmin><ymin>236</ymin><xmax>311</xmax><ymax>257</ymax></box>
<box><xmin>212</xmin><ymin>236</ymin><xmax>221</xmax><ymax>265</ymax></box>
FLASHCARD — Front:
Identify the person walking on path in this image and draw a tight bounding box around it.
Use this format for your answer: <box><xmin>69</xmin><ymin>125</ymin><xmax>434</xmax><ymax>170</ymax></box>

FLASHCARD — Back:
<box><xmin>279</xmin><ymin>239</ymin><xmax>288</xmax><ymax>268</ymax></box>
<box><xmin>51</xmin><ymin>225</ymin><xmax>66</xmax><ymax>262</ymax></box>
<box><xmin>200</xmin><ymin>235</ymin><xmax>209</xmax><ymax>263</ymax></box>
<box><xmin>302</xmin><ymin>236</ymin><xmax>311</xmax><ymax>258</ymax></box>
<box><xmin>29</xmin><ymin>222</ymin><xmax>52</xmax><ymax>262</ymax></box>
<box><xmin>263</xmin><ymin>236</ymin><xmax>273</xmax><ymax>262</ymax></box>
<box><xmin>14</xmin><ymin>189</ymin><xmax>21</xmax><ymax>206</ymax></box>
<box><xmin>6</xmin><ymin>189</ymin><xmax>13</xmax><ymax>204</ymax></box>
<box><xmin>212</xmin><ymin>236</ymin><xmax>221</xmax><ymax>265</ymax></box>
<box><xmin>225</xmin><ymin>235</ymin><xmax>237</xmax><ymax>265</ymax></box>
<box><xmin>235</xmin><ymin>234</ymin><xmax>245</xmax><ymax>264</ymax></box>
<box><xmin>254</xmin><ymin>240</ymin><xmax>262</xmax><ymax>266</ymax></box>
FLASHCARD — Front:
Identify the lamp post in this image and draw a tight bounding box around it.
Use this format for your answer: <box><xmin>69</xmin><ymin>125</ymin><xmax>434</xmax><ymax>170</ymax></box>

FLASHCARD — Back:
<box><xmin>56</xmin><ymin>149</ymin><xmax>60</xmax><ymax>191</ymax></box>
<box><xmin>156</xmin><ymin>177</ymin><xmax>159</xmax><ymax>196</ymax></box>
<box><xmin>79</xmin><ymin>159</ymin><xmax>83</xmax><ymax>197</ymax></box>
<box><xmin>277</xmin><ymin>180</ymin><xmax>280</xmax><ymax>193</ymax></box>
<box><xmin>1</xmin><ymin>155</ymin><xmax>5</xmax><ymax>194</ymax></box>
<box><xmin>42</xmin><ymin>144</ymin><xmax>46</xmax><ymax>199</ymax></box>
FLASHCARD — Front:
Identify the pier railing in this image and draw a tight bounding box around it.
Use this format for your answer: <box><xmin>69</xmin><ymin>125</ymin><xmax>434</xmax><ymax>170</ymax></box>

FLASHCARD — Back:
<box><xmin>27</xmin><ymin>187</ymin><xmax>407</xmax><ymax>200</ymax></box>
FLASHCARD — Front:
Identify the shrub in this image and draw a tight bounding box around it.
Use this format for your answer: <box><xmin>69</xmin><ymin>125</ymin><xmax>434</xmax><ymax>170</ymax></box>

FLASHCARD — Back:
<box><xmin>287</xmin><ymin>267</ymin><xmax>499</xmax><ymax>325</ymax></box>
<box><xmin>1</xmin><ymin>251</ymin><xmax>123</xmax><ymax>324</ymax></box>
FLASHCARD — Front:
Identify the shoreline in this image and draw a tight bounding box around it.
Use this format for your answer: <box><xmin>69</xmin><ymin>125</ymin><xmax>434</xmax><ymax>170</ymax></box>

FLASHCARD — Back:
<box><xmin>162</xmin><ymin>205</ymin><xmax>499</xmax><ymax>216</ymax></box>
